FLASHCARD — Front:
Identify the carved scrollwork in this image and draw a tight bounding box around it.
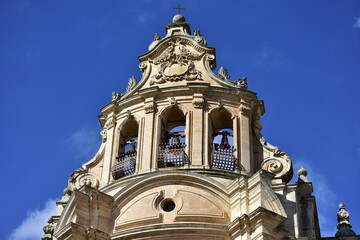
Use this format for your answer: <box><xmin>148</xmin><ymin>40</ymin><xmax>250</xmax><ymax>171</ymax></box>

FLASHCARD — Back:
<box><xmin>112</xmin><ymin>92</ymin><xmax>121</xmax><ymax>102</ymax></box>
<box><xmin>78</xmin><ymin>173</ymin><xmax>100</xmax><ymax>189</ymax></box>
<box><xmin>66</xmin><ymin>169</ymin><xmax>100</xmax><ymax>192</ymax></box>
<box><xmin>253</xmin><ymin>116</ymin><xmax>293</xmax><ymax>183</ymax></box>
<box><xmin>262</xmin><ymin>157</ymin><xmax>291</xmax><ymax>182</ymax></box>
<box><xmin>139</xmin><ymin>62</ymin><xmax>148</xmax><ymax>72</ymax></box>
<box><xmin>149</xmin><ymin>40</ymin><xmax>203</xmax><ymax>85</ymax></box>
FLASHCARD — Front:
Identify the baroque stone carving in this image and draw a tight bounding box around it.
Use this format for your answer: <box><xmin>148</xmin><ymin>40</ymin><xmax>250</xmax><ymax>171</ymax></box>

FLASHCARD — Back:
<box><xmin>169</xmin><ymin>97</ymin><xmax>177</xmax><ymax>106</ymax></box>
<box><xmin>149</xmin><ymin>33</ymin><xmax>161</xmax><ymax>51</ymax></box>
<box><xmin>100</xmin><ymin>129</ymin><xmax>107</xmax><ymax>143</ymax></box>
<box><xmin>67</xmin><ymin>168</ymin><xmax>99</xmax><ymax>190</ymax></box>
<box><xmin>42</xmin><ymin>223</ymin><xmax>54</xmax><ymax>240</ymax></box>
<box><xmin>253</xmin><ymin>117</ymin><xmax>293</xmax><ymax>183</ymax></box>
<box><xmin>126</xmin><ymin>76</ymin><xmax>136</xmax><ymax>92</ymax></box>
<box><xmin>336</xmin><ymin>203</ymin><xmax>357</xmax><ymax>237</ymax></box>
<box><xmin>139</xmin><ymin>62</ymin><xmax>148</xmax><ymax>72</ymax></box>
<box><xmin>149</xmin><ymin>40</ymin><xmax>204</xmax><ymax>85</ymax></box>
<box><xmin>297</xmin><ymin>166</ymin><xmax>309</xmax><ymax>182</ymax></box>
<box><xmin>193</xmin><ymin>29</ymin><xmax>207</xmax><ymax>46</ymax></box>
<box><xmin>154</xmin><ymin>33</ymin><xmax>160</xmax><ymax>41</ymax></box>
<box><xmin>237</xmin><ymin>77</ymin><xmax>248</xmax><ymax>89</ymax></box>
<box><xmin>192</xmin><ymin>98</ymin><xmax>204</xmax><ymax>108</ymax></box>
<box><xmin>105</xmin><ymin>118</ymin><xmax>114</xmax><ymax>129</ymax></box>
<box><xmin>78</xmin><ymin>173</ymin><xmax>100</xmax><ymax>189</ymax></box>
<box><xmin>218</xmin><ymin>67</ymin><xmax>230</xmax><ymax>81</ymax></box>
<box><xmin>112</xmin><ymin>92</ymin><xmax>121</xmax><ymax>102</ymax></box>
<box><xmin>261</xmin><ymin>157</ymin><xmax>291</xmax><ymax>181</ymax></box>
<box><xmin>144</xmin><ymin>102</ymin><xmax>156</xmax><ymax>113</ymax></box>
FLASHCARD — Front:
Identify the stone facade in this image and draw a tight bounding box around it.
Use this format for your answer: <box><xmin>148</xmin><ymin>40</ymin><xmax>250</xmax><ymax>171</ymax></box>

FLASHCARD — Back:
<box><xmin>43</xmin><ymin>14</ymin><xmax>359</xmax><ymax>240</ymax></box>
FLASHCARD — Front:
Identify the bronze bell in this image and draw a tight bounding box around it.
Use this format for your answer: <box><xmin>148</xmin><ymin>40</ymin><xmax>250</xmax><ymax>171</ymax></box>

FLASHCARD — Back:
<box><xmin>171</xmin><ymin>134</ymin><xmax>181</xmax><ymax>145</ymax></box>
<box><xmin>221</xmin><ymin>134</ymin><xmax>229</xmax><ymax>146</ymax></box>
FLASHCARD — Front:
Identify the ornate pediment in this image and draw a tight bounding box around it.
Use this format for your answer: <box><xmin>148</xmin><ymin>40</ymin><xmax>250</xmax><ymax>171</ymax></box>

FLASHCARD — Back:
<box><xmin>149</xmin><ymin>39</ymin><xmax>204</xmax><ymax>85</ymax></box>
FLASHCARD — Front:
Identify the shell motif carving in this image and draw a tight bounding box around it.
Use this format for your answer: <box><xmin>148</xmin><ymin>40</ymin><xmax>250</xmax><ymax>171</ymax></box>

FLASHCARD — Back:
<box><xmin>262</xmin><ymin>157</ymin><xmax>292</xmax><ymax>183</ymax></box>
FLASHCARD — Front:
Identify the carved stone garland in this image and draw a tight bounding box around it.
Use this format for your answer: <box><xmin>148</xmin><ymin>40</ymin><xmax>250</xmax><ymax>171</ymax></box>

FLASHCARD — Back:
<box><xmin>150</xmin><ymin>40</ymin><xmax>204</xmax><ymax>85</ymax></box>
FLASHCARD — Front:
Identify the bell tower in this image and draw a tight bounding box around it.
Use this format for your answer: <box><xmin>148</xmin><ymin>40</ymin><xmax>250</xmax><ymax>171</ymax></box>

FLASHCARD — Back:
<box><xmin>44</xmin><ymin>14</ymin><xmax>331</xmax><ymax>240</ymax></box>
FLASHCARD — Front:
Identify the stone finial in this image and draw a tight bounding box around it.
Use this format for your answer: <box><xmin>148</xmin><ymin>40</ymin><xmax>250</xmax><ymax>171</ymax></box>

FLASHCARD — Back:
<box><xmin>41</xmin><ymin>223</ymin><xmax>54</xmax><ymax>240</ymax></box>
<box><xmin>126</xmin><ymin>76</ymin><xmax>136</xmax><ymax>92</ymax></box>
<box><xmin>297</xmin><ymin>166</ymin><xmax>309</xmax><ymax>183</ymax></box>
<box><xmin>335</xmin><ymin>203</ymin><xmax>356</xmax><ymax>237</ymax></box>
<box><xmin>193</xmin><ymin>29</ymin><xmax>207</xmax><ymax>45</ymax></box>
<box><xmin>149</xmin><ymin>33</ymin><xmax>161</xmax><ymax>50</ymax></box>
<box><xmin>218</xmin><ymin>67</ymin><xmax>230</xmax><ymax>81</ymax></box>
<box><xmin>173</xmin><ymin>14</ymin><xmax>185</xmax><ymax>23</ymax></box>
<box><xmin>237</xmin><ymin>77</ymin><xmax>248</xmax><ymax>89</ymax></box>
<box><xmin>154</xmin><ymin>33</ymin><xmax>160</xmax><ymax>41</ymax></box>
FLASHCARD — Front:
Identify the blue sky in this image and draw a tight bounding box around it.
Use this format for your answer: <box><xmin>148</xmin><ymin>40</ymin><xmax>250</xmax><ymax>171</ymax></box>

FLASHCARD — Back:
<box><xmin>1</xmin><ymin>0</ymin><xmax>360</xmax><ymax>239</ymax></box>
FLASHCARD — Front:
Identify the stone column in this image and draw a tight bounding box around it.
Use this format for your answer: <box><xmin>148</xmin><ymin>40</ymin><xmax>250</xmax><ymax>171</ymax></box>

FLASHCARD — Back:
<box><xmin>185</xmin><ymin>110</ymin><xmax>192</xmax><ymax>163</ymax></box>
<box><xmin>141</xmin><ymin>98</ymin><xmax>156</xmax><ymax>172</ymax></box>
<box><xmin>135</xmin><ymin>117</ymin><xmax>145</xmax><ymax>172</ymax></box>
<box><xmin>239</xmin><ymin>100</ymin><xmax>252</xmax><ymax>174</ymax></box>
<box><xmin>204</xmin><ymin>111</ymin><xmax>211</xmax><ymax>167</ymax></box>
<box><xmin>232</xmin><ymin>115</ymin><xmax>240</xmax><ymax>171</ymax></box>
<box><xmin>191</xmin><ymin>94</ymin><xmax>205</xmax><ymax>165</ymax></box>
<box><xmin>100</xmin><ymin>113</ymin><xmax>116</xmax><ymax>186</ymax></box>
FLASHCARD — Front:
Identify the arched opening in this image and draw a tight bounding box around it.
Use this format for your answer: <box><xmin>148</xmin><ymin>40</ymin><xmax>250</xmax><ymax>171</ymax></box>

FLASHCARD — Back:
<box><xmin>209</xmin><ymin>108</ymin><xmax>237</xmax><ymax>171</ymax></box>
<box><xmin>112</xmin><ymin>117</ymin><xmax>139</xmax><ymax>179</ymax></box>
<box><xmin>158</xmin><ymin>107</ymin><xmax>187</xmax><ymax>168</ymax></box>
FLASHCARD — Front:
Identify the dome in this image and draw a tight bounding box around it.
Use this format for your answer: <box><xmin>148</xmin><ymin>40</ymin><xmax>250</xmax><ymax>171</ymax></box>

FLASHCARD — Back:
<box><xmin>172</xmin><ymin>14</ymin><xmax>185</xmax><ymax>23</ymax></box>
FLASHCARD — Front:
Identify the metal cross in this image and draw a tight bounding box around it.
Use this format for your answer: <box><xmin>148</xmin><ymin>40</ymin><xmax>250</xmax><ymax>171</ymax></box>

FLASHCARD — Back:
<box><xmin>173</xmin><ymin>4</ymin><xmax>186</xmax><ymax>14</ymax></box>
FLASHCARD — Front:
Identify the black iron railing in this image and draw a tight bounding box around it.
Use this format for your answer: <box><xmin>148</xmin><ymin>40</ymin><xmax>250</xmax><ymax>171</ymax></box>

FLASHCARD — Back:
<box><xmin>111</xmin><ymin>151</ymin><xmax>136</xmax><ymax>180</ymax></box>
<box><xmin>211</xmin><ymin>143</ymin><xmax>237</xmax><ymax>171</ymax></box>
<box><xmin>158</xmin><ymin>142</ymin><xmax>188</xmax><ymax>168</ymax></box>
